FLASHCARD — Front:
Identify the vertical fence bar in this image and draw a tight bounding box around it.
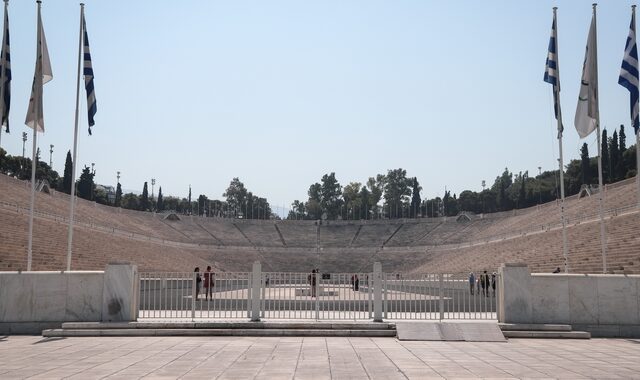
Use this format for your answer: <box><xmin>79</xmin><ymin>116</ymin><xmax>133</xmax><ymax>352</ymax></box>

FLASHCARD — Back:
<box><xmin>438</xmin><ymin>273</ymin><xmax>444</xmax><ymax>321</ymax></box>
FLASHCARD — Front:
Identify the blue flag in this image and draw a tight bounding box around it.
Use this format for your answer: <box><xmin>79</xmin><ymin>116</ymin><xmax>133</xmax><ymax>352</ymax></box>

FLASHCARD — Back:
<box><xmin>619</xmin><ymin>9</ymin><xmax>639</xmax><ymax>135</ymax></box>
<box><xmin>83</xmin><ymin>15</ymin><xmax>96</xmax><ymax>135</ymax></box>
<box><xmin>0</xmin><ymin>2</ymin><xmax>10</xmax><ymax>133</ymax></box>
<box><xmin>544</xmin><ymin>12</ymin><xmax>563</xmax><ymax>138</ymax></box>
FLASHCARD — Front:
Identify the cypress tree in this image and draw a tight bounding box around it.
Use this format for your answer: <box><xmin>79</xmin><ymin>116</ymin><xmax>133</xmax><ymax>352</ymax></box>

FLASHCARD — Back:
<box><xmin>157</xmin><ymin>186</ymin><xmax>164</xmax><ymax>211</ymax></box>
<box><xmin>115</xmin><ymin>182</ymin><xmax>122</xmax><ymax>207</ymax></box>
<box><xmin>62</xmin><ymin>150</ymin><xmax>73</xmax><ymax>194</ymax></box>
<box><xmin>580</xmin><ymin>143</ymin><xmax>590</xmax><ymax>185</ymax></box>
<box><xmin>601</xmin><ymin>129</ymin><xmax>609</xmax><ymax>183</ymax></box>
<box><xmin>610</xmin><ymin>131</ymin><xmax>619</xmax><ymax>182</ymax></box>
<box><xmin>140</xmin><ymin>182</ymin><xmax>149</xmax><ymax>211</ymax></box>
<box><xmin>619</xmin><ymin>124</ymin><xmax>626</xmax><ymax>152</ymax></box>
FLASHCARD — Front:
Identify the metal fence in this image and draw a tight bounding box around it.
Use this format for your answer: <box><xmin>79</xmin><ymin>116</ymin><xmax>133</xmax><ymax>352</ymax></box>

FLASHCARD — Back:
<box><xmin>138</xmin><ymin>265</ymin><xmax>497</xmax><ymax>321</ymax></box>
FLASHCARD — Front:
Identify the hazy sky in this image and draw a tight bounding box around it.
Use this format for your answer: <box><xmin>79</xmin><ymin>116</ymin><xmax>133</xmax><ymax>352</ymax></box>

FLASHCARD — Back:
<box><xmin>0</xmin><ymin>0</ymin><xmax>637</xmax><ymax>215</ymax></box>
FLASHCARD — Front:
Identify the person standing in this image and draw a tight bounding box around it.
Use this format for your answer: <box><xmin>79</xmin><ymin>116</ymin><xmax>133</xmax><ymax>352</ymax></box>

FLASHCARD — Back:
<box><xmin>194</xmin><ymin>267</ymin><xmax>202</xmax><ymax>300</ymax></box>
<box><xmin>481</xmin><ymin>270</ymin><xmax>489</xmax><ymax>297</ymax></box>
<box><xmin>468</xmin><ymin>272</ymin><xmax>475</xmax><ymax>295</ymax></box>
<box><xmin>491</xmin><ymin>272</ymin><xmax>497</xmax><ymax>297</ymax></box>
<box><xmin>203</xmin><ymin>266</ymin><xmax>214</xmax><ymax>300</ymax></box>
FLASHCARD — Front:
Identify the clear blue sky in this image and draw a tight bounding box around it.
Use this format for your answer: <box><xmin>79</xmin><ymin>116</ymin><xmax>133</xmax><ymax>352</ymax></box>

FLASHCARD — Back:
<box><xmin>0</xmin><ymin>0</ymin><xmax>636</xmax><ymax>215</ymax></box>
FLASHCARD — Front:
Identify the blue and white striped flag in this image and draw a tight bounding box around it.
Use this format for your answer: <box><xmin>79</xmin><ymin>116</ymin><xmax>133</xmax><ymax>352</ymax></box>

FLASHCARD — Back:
<box><xmin>619</xmin><ymin>8</ymin><xmax>639</xmax><ymax>135</ymax></box>
<box><xmin>82</xmin><ymin>14</ymin><xmax>96</xmax><ymax>135</ymax></box>
<box><xmin>544</xmin><ymin>11</ymin><xmax>562</xmax><ymax>138</ymax></box>
<box><xmin>0</xmin><ymin>0</ymin><xmax>10</xmax><ymax>133</ymax></box>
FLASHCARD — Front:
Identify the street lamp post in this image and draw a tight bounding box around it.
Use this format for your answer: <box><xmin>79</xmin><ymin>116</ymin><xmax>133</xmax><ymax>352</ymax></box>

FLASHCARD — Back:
<box><xmin>49</xmin><ymin>144</ymin><xmax>54</xmax><ymax>167</ymax></box>
<box><xmin>21</xmin><ymin>132</ymin><xmax>27</xmax><ymax>158</ymax></box>
<box><xmin>151</xmin><ymin>178</ymin><xmax>155</xmax><ymax>211</ymax></box>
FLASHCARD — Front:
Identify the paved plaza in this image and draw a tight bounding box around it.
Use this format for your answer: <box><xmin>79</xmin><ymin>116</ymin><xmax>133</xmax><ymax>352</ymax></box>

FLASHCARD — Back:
<box><xmin>1</xmin><ymin>335</ymin><xmax>640</xmax><ymax>379</ymax></box>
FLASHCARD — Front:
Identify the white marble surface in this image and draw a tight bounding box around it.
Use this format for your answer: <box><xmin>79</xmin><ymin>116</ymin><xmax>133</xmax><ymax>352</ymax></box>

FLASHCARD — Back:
<box><xmin>596</xmin><ymin>275</ymin><xmax>639</xmax><ymax>325</ymax></box>
<box><xmin>101</xmin><ymin>264</ymin><xmax>138</xmax><ymax>322</ymax></box>
<box><xmin>568</xmin><ymin>275</ymin><xmax>599</xmax><ymax>325</ymax></box>
<box><xmin>0</xmin><ymin>272</ymin><xmax>104</xmax><ymax>322</ymax></box>
<box><xmin>498</xmin><ymin>263</ymin><xmax>532</xmax><ymax>323</ymax></box>
<box><xmin>531</xmin><ymin>275</ymin><xmax>570</xmax><ymax>323</ymax></box>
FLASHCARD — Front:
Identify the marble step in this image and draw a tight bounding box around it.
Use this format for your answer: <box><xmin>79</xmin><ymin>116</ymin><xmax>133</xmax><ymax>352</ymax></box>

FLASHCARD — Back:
<box><xmin>43</xmin><ymin>328</ymin><xmax>397</xmax><ymax>338</ymax></box>
<box><xmin>499</xmin><ymin>323</ymin><xmax>572</xmax><ymax>332</ymax></box>
<box><xmin>61</xmin><ymin>321</ymin><xmax>396</xmax><ymax>330</ymax></box>
<box><xmin>502</xmin><ymin>330</ymin><xmax>591</xmax><ymax>339</ymax></box>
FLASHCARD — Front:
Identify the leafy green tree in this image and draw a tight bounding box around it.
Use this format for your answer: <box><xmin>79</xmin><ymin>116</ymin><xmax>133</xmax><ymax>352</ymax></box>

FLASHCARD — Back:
<box><xmin>94</xmin><ymin>187</ymin><xmax>109</xmax><ymax>205</ymax></box>
<box><xmin>288</xmin><ymin>200</ymin><xmax>306</xmax><ymax>220</ymax></box>
<box><xmin>619</xmin><ymin>124</ymin><xmax>626</xmax><ymax>152</ymax></box>
<box><xmin>140</xmin><ymin>182</ymin><xmax>150</xmax><ymax>211</ymax></box>
<box><xmin>409</xmin><ymin>177</ymin><xmax>422</xmax><ymax>218</ymax></box>
<box><xmin>601</xmin><ymin>129</ymin><xmax>610</xmax><ymax>183</ymax></box>
<box><xmin>320</xmin><ymin>173</ymin><xmax>342</xmax><ymax>219</ymax></box>
<box><xmin>494</xmin><ymin>168</ymin><xmax>513</xmax><ymax>211</ymax></box>
<box><xmin>367</xmin><ymin>175</ymin><xmax>384</xmax><ymax>219</ymax></box>
<box><xmin>115</xmin><ymin>182</ymin><xmax>122</xmax><ymax>207</ymax></box>
<box><xmin>305</xmin><ymin>182</ymin><xmax>322</xmax><ymax>220</ymax></box>
<box><xmin>62</xmin><ymin>150</ymin><xmax>73</xmax><ymax>194</ymax></box>
<box><xmin>343</xmin><ymin>182</ymin><xmax>362</xmax><ymax>220</ymax></box>
<box><xmin>359</xmin><ymin>186</ymin><xmax>371</xmax><ymax>219</ymax></box>
<box><xmin>443</xmin><ymin>191</ymin><xmax>458</xmax><ymax>216</ymax></box>
<box><xmin>77</xmin><ymin>166</ymin><xmax>94</xmax><ymax>201</ymax></box>
<box><xmin>121</xmin><ymin>192</ymin><xmax>140</xmax><ymax>210</ymax></box>
<box><xmin>223</xmin><ymin>177</ymin><xmax>248</xmax><ymax>217</ymax></box>
<box><xmin>458</xmin><ymin>190</ymin><xmax>478</xmax><ymax>213</ymax></box>
<box><xmin>382</xmin><ymin>169</ymin><xmax>411</xmax><ymax>218</ymax></box>
<box><xmin>198</xmin><ymin>194</ymin><xmax>208</xmax><ymax>216</ymax></box>
<box><xmin>156</xmin><ymin>187</ymin><xmax>164</xmax><ymax>211</ymax></box>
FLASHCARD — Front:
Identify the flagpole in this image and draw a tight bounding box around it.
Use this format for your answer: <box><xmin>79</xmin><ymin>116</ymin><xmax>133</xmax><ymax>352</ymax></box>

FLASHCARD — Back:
<box><xmin>551</xmin><ymin>7</ymin><xmax>569</xmax><ymax>273</ymax></box>
<box><xmin>589</xmin><ymin>3</ymin><xmax>607</xmax><ymax>273</ymax></box>
<box><xmin>66</xmin><ymin>3</ymin><xmax>83</xmax><ymax>271</ymax></box>
<box><xmin>634</xmin><ymin>5</ymin><xmax>640</xmax><ymax>210</ymax></box>
<box><xmin>0</xmin><ymin>0</ymin><xmax>7</xmax><ymax>150</ymax></box>
<box><xmin>27</xmin><ymin>0</ymin><xmax>43</xmax><ymax>271</ymax></box>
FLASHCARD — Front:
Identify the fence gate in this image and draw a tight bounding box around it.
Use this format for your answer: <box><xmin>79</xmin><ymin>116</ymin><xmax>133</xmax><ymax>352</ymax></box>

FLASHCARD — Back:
<box><xmin>138</xmin><ymin>267</ymin><xmax>497</xmax><ymax>321</ymax></box>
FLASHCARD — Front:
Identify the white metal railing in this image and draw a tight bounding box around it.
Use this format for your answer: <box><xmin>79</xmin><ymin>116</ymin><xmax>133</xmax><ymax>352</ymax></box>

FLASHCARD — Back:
<box><xmin>137</xmin><ymin>264</ymin><xmax>497</xmax><ymax>321</ymax></box>
<box><xmin>382</xmin><ymin>273</ymin><xmax>497</xmax><ymax>320</ymax></box>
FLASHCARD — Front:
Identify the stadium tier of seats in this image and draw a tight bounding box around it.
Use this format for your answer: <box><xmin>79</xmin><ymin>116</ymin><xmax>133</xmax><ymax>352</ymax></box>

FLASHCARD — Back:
<box><xmin>1</xmin><ymin>173</ymin><xmax>638</xmax><ymax>274</ymax></box>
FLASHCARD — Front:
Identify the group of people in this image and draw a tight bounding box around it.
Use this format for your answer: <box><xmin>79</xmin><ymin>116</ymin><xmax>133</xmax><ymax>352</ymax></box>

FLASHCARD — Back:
<box><xmin>468</xmin><ymin>270</ymin><xmax>496</xmax><ymax>297</ymax></box>
<box><xmin>193</xmin><ymin>266</ymin><xmax>215</xmax><ymax>300</ymax></box>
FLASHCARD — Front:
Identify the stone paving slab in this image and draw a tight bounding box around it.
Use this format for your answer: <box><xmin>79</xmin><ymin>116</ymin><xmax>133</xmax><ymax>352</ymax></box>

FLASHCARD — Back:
<box><xmin>396</xmin><ymin>321</ymin><xmax>506</xmax><ymax>342</ymax></box>
<box><xmin>1</xmin><ymin>335</ymin><xmax>640</xmax><ymax>379</ymax></box>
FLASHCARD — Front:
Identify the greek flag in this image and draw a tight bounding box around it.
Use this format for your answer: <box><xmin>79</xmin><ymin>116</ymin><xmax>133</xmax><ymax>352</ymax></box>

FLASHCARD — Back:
<box><xmin>619</xmin><ymin>9</ymin><xmax>639</xmax><ymax>135</ymax></box>
<box><xmin>544</xmin><ymin>12</ymin><xmax>562</xmax><ymax>138</ymax></box>
<box><xmin>0</xmin><ymin>1</ymin><xmax>10</xmax><ymax>133</ymax></box>
<box><xmin>24</xmin><ymin>9</ymin><xmax>52</xmax><ymax>132</ymax></box>
<box><xmin>574</xmin><ymin>12</ymin><xmax>598</xmax><ymax>139</ymax></box>
<box><xmin>83</xmin><ymin>15</ymin><xmax>96</xmax><ymax>135</ymax></box>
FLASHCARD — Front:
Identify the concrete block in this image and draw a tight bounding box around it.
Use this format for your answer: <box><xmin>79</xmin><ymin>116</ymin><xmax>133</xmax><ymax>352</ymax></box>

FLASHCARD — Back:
<box><xmin>65</xmin><ymin>273</ymin><xmax>103</xmax><ymax>321</ymax></box>
<box><xmin>499</xmin><ymin>263</ymin><xmax>532</xmax><ymax>323</ymax></box>
<box><xmin>531</xmin><ymin>275</ymin><xmax>569</xmax><ymax>324</ymax></box>
<box><xmin>596</xmin><ymin>276</ymin><xmax>639</xmax><ymax>325</ymax></box>
<box><xmin>0</xmin><ymin>273</ymin><xmax>35</xmax><ymax>322</ymax></box>
<box><xmin>568</xmin><ymin>275</ymin><xmax>599</xmax><ymax>325</ymax></box>
<box><xmin>102</xmin><ymin>263</ymin><xmax>138</xmax><ymax>322</ymax></box>
<box><xmin>33</xmin><ymin>273</ymin><xmax>67</xmax><ymax>321</ymax></box>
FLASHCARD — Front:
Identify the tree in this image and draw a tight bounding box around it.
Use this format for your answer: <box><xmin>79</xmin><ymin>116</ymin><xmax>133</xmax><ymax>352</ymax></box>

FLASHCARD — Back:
<box><xmin>320</xmin><ymin>172</ymin><xmax>343</xmax><ymax>219</ymax></box>
<box><xmin>580</xmin><ymin>143</ymin><xmax>590</xmax><ymax>185</ymax></box>
<box><xmin>493</xmin><ymin>168</ymin><xmax>512</xmax><ymax>211</ymax></box>
<box><xmin>367</xmin><ymin>175</ymin><xmax>384</xmax><ymax>219</ymax></box>
<box><xmin>342</xmin><ymin>182</ymin><xmax>362</xmax><ymax>220</ymax></box>
<box><xmin>359</xmin><ymin>186</ymin><xmax>371</xmax><ymax>219</ymax></box>
<box><xmin>197</xmin><ymin>194</ymin><xmax>208</xmax><ymax>216</ymax></box>
<box><xmin>156</xmin><ymin>186</ymin><xmax>164</xmax><ymax>211</ymax></box>
<box><xmin>517</xmin><ymin>172</ymin><xmax>527</xmax><ymax>209</ymax></box>
<box><xmin>223</xmin><ymin>178</ymin><xmax>248</xmax><ymax>217</ymax></box>
<box><xmin>115</xmin><ymin>182</ymin><xmax>122</xmax><ymax>207</ymax></box>
<box><xmin>619</xmin><ymin>124</ymin><xmax>627</xmax><ymax>152</ymax></box>
<box><xmin>601</xmin><ymin>129</ymin><xmax>609</xmax><ymax>183</ymax></box>
<box><xmin>77</xmin><ymin>165</ymin><xmax>94</xmax><ymax>201</ymax></box>
<box><xmin>140</xmin><ymin>182</ymin><xmax>150</xmax><ymax>211</ymax></box>
<box><xmin>62</xmin><ymin>150</ymin><xmax>73</xmax><ymax>194</ymax></box>
<box><xmin>288</xmin><ymin>200</ymin><xmax>306</xmax><ymax>220</ymax></box>
<box><xmin>188</xmin><ymin>186</ymin><xmax>192</xmax><ymax>214</ymax></box>
<box><xmin>382</xmin><ymin>169</ymin><xmax>411</xmax><ymax>218</ymax></box>
<box><xmin>410</xmin><ymin>177</ymin><xmax>422</xmax><ymax>218</ymax></box>
<box><xmin>305</xmin><ymin>183</ymin><xmax>322</xmax><ymax>220</ymax></box>
<box><xmin>609</xmin><ymin>130</ymin><xmax>620</xmax><ymax>182</ymax></box>
<box><xmin>121</xmin><ymin>193</ymin><xmax>139</xmax><ymax>210</ymax></box>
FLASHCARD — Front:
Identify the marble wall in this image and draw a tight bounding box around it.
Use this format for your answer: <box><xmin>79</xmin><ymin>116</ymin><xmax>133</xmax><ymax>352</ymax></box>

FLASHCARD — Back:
<box><xmin>499</xmin><ymin>264</ymin><xmax>640</xmax><ymax>327</ymax></box>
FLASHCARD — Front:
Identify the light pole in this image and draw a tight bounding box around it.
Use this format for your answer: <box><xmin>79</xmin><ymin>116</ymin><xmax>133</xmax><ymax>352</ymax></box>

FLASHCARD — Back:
<box><xmin>49</xmin><ymin>144</ymin><xmax>54</xmax><ymax>167</ymax></box>
<box><xmin>481</xmin><ymin>180</ymin><xmax>486</xmax><ymax>213</ymax></box>
<box><xmin>538</xmin><ymin>166</ymin><xmax>542</xmax><ymax>205</ymax></box>
<box><xmin>151</xmin><ymin>178</ymin><xmax>155</xmax><ymax>210</ymax></box>
<box><xmin>117</xmin><ymin>171</ymin><xmax>120</xmax><ymax>184</ymax></box>
<box><xmin>21</xmin><ymin>132</ymin><xmax>27</xmax><ymax>158</ymax></box>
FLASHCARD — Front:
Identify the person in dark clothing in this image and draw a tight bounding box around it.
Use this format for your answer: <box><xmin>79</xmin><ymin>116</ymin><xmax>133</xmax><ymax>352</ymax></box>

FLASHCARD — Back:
<box><xmin>354</xmin><ymin>274</ymin><xmax>359</xmax><ymax>291</ymax></box>
<box><xmin>194</xmin><ymin>267</ymin><xmax>202</xmax><ymax>299</ymax></box>
<box><xmin>491</xmin><ymin>272</ymin><xmax>497</xmax><ymax>297</ymax></box>
<box><xmin>481</xmin><ymin>270</ymin><xmax>489</xmax><ymax>297</ymax></box>
<box><xmin>308</xmin><ymin>269</ymin><xmax>317</xmax><ymax>297</ymax></box>
<box><xmin>552</xmin><ymin>267</ymin><xmax>561</xmax><ymax>273</ymax></box>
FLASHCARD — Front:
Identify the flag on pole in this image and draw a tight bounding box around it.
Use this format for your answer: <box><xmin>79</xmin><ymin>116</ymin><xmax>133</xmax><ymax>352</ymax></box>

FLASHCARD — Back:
<box><xmin>0</xmin><ymin>0</ymin><xmax>10</xmax><ymax>133</ymax></box>
<box><xmin>544</xmin><ymin>11</ymin><xmax>562</xmax><ymax>138</ymax></box>
<box><xmin>574</xmin><ymin>13</ymin><xmax>598</xmax><ymax>139</ymax></box>
<box><xmin>82</xmin><ymin>15</ymin><xmax>96</xmax><ymax>135</ymax></box>
<box><xmin>619</xmin><ymin>8</ymin><xmax>639</xmax><ymax>135</ymax></box>
<box><xmin>24</xmin><ymin>9</ymin><xmax>52</xmax><ymax>132</ymax></box>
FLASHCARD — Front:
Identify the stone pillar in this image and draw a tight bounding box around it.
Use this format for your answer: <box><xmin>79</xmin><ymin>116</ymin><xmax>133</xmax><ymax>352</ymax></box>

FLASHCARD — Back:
<box><xmin>250</xmin><ymin>261</ymin><xmax>261</xmax><ymax>322</ymax></box>
<box><xmin>498</xmin><ymin>263</ymin><xmax>532</xmax><ymax>324</ymax></box>
<box><xmin>102</xmin><ymin>263</ymin><xmax>138</xmax><ymax>322</ymax></box>
<box><xmin>373</xmin><ymin>262</ymin><xmax>383</xmax><ymax>322</ymax></box>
